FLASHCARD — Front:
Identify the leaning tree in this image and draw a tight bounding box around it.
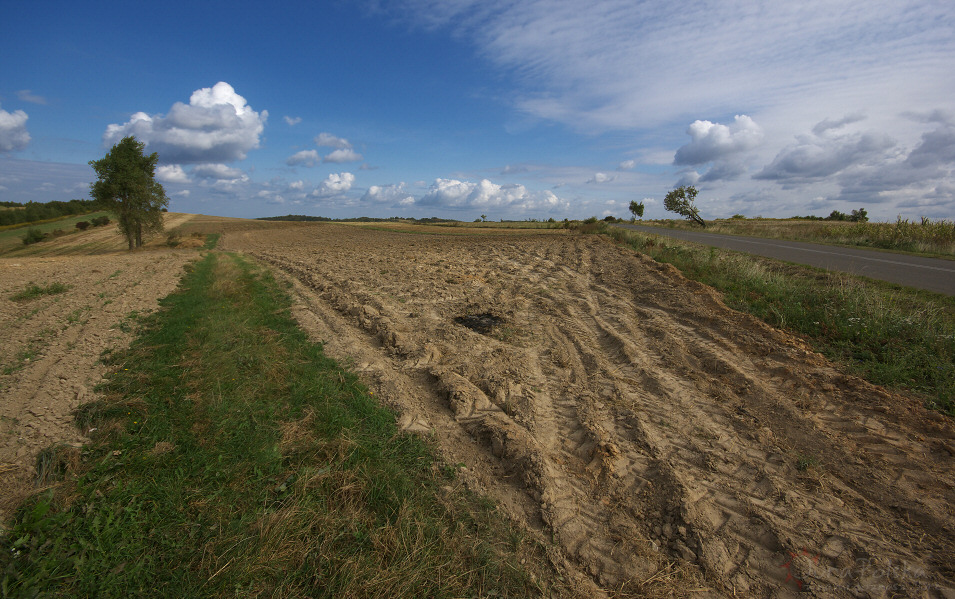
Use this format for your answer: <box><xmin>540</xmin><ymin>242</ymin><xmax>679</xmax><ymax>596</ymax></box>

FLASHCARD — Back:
<box><xmin>89</xmin><ymin>136</ymin><xmax>169</xmax><ymax>249</ymax></box>
<box><xmin>663</xmin><ymin>185</ymin><xmax>705</xmax><ymax>227</ymax></box>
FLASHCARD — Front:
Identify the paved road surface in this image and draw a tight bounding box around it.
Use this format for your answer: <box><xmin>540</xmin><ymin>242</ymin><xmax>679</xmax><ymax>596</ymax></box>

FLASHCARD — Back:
<box><xmin>615</xmin><ymin>224</ymin><xmax>955</xmax><ymax>296</ymax></box>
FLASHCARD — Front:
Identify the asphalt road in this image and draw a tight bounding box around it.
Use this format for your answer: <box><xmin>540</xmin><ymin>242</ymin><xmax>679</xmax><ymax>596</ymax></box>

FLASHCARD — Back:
<box><xmin>614</xmin><ymin>224</ymin><xmax>955</xmax><ymax>296</ymax></box>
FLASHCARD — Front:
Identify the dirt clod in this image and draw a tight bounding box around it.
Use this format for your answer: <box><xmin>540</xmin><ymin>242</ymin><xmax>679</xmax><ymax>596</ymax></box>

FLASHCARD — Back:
<box><xmin>455</xmin><ymin>312</ymin><xmax>505</xmax><ymax>334</ymax></box>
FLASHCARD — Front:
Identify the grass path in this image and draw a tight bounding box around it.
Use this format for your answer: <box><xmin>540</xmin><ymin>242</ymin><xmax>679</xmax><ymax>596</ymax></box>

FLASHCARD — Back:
<box><xmin>1</xmin><ymin>248</ymin><xmax>567</xmax><ymax>598</ymax></box>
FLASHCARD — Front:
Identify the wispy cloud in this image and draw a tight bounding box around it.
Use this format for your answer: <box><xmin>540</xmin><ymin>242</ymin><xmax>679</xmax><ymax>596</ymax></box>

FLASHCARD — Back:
<box><xmin>192</xmin><ymin>163</ymin><xmax>248</xmax><ymax>181</ymax></box>
<box><xmin>323</xmin><ymin>148</ymin><xmax>363</xmax><ymax>163</ymax></box>
<box><xmin>16</xmin><ymin>90</ymin><xmax>47</xmax><ymax>105</ymax></box>
<box><xmin>389</xmin><ymin>0</ymin><xmax>955</xmax><ymax>133</ymax></box>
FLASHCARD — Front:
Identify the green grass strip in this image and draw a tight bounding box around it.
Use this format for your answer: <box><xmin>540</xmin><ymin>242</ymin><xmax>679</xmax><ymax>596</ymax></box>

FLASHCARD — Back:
<box><xmin>603</xmin><ymin>226</ymin><xmax>955</xmax><ymax>415</ymax></box>
<box><xmin>9</xmin><ymin>282</ymin><xmax>72</xmax><ymax>302</ymax></box>
<box><xmin>1</xmin><ymin>251</ymin><xmax>557</xmax><ymax>598</ymax></box>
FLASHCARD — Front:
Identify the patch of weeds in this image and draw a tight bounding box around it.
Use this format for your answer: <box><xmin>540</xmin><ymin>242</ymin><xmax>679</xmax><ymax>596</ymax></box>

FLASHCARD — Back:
<box><xmin>95</xmin><ymin>270</ymin><xmax>123</xmax><ymax>285</ymax></box>
<box><xmin>65</xmin><ymin>306</ymin><xmax>91</xmax><ymax>325</ymax></box>
<box><xmin>9</xmin><ymin>282</ymin><xmax>71</xmax><ymax>302</ymax></box>
<box><xmin>796</xmin><ymin>455</ymin><xmax>819</xmax><ymax>472</ymax></box>
<box><xmin>34</xmin><ymin>444</ymin><xmax>80</xmax><ymax>485</ymax></box>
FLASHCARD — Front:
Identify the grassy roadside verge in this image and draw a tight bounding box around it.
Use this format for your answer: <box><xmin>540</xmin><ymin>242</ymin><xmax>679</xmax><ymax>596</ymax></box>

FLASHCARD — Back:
<box><xmin>632</xmin><ymin>217</ymin><xmax>955</xmax><ymax>258</ymax></box>
<box><xmin>1</xmin><ymin>250</ymin><xmax>566</xmax><ymax>598</ymax></box>
<box><xmin>602</xmin><ymin>226</ymin><xmax>955</xmax><ymax>415</ymax></box>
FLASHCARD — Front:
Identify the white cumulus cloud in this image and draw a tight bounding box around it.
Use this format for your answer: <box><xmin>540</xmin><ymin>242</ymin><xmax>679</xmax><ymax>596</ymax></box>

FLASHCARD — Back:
<box><xmin>286</xmin><ymin>149</ymin><xmax>321</xmax><ymax>167</ymax></box>
<box><xmin>362</xmin><ymin>182</ymin><xmax>415</xmax><ymax>205</ymax></box>
<box><xmin>674</xmin><ymin>115</ymin><xmax>763</xmax><ymax>166</ymax></box>
<box><xmin>103</xmin><ymin>82</ymin><xmax>267</xmax><ymax>164</ymax></box>
<box><xmin>314</xmin><ymin>172</ymin><xmax>355</xmax><ymax>196</ymax></box>
<box><xmin>418</xmin><ymin>178</ymin><xmax>565</xmax><ymax>211</ymax></box>
<box><xmin>315</xmin><ymin>132</ymin><xmax>352</xmax><ymax>149</ymax></box>
<box><xmin>0</xmin><ymin>104</ymin><xmax>30</xmax><ymax>152</ymax></box>
<box><xmin>616</xmin><ymin>160</ymin><xmax>636</xmax><ymax>171</ymax></box>
<box><xmin>587</xmin><ymin>172</ymin><xmax>615</xmax><ymax>184</ymax></box>
<box><xmin>156</xmin><ymin>164</ymin><xmax>190</xmax><ymax>184</ymax></box>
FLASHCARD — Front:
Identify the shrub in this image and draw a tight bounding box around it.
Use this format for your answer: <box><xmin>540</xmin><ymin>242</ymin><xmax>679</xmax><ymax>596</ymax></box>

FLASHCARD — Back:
<box><xmin>21</xmin><ymin>228</ymin><xmax>45</xmax><ymax>245</ymax></box>
<box><xmin>91</xmin><ymin>216</ymin><xmax>111</xmax><ymax>227</ymax></box>
<box><xmin>75</xmin><ymin>221</ymin><xmax>90</xmax><ymax>231</ymax></box>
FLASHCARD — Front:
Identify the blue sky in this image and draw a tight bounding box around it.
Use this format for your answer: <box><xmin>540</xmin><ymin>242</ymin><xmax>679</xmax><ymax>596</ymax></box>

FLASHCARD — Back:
<box><xmin>1</xmin><ymin>0</ymin><xmax>954</xmax><ymax>221</ymax></box>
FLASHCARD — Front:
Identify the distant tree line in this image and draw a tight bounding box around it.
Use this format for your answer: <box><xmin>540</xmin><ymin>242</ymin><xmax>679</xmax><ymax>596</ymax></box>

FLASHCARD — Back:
<box><xmin>257</xmin><ymin>215</ymin><xmax>463</xmax><ymax>224</ymax></box>
<box><xmin>789</xmin><ymin>209</ymin><xmax>869</xmax><ymax>222</ymax></box>
<box><xmin>0</xmin><ymin>199</ymin><xmax>104</xmax><ymax>227</ymax></box>
<box><xmin>257</xmin><ymin>215</ymin><xmax>335</xmax><ymax>222</ymax></box>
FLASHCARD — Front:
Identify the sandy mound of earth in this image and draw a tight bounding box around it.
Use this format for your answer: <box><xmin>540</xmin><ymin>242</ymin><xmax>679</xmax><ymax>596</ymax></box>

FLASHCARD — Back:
<box><xmin>223</xmin><ymin>223</ymin><xmax>955</xmax><ymax>598</ymax></box>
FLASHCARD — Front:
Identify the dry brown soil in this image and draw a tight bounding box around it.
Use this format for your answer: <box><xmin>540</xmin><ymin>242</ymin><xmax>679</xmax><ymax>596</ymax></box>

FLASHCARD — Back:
<box><xmin>0</xmin><ymin>213</ymin><xmax>201</xmax><ymax>521</ymax></box>
<box><xmin>221</xmin><ymin>222</ymin><xmax>955</xmax><ymax>598</ymax></box>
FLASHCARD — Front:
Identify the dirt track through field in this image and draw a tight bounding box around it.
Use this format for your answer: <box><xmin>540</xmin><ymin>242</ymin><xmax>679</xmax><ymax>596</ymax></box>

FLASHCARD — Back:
<box><xmin>222</xmin><ymin>223</ymin><xmax>955</xmax><ymax>598</ymax></box>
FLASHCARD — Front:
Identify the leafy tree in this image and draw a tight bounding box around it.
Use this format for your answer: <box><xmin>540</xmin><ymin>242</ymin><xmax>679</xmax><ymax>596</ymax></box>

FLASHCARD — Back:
<box><xmin>663</xmin><ymin>185</ymin><xmax>705</xmax><ymax>227</ymax></box>
<box><xmin>850</xmin><ymin>208</ymin><xmax>868</xmax><ymax>222</ymax></box>
<box><xmin>89</xmin><ymin>136</ymin><xmax>168</xmax><ymax>250</ymax></box>
<box><xmin>629</xmin><ymin>200</ymin><xmax>645</xmax><ymax>220</ymax></box>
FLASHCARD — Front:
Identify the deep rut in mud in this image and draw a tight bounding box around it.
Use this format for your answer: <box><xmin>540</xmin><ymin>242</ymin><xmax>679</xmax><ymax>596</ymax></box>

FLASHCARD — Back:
<box><xmin>223</xmin><ymin>224</ymin><xmax>955</xmax><ymax>598</ymax></box>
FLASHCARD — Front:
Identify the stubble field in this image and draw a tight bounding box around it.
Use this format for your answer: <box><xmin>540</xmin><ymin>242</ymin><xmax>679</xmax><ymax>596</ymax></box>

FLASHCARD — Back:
<box><xmin>223</xmin><ymin>221</ymin><xmax>955</xmax><ymax>597</ymax></box>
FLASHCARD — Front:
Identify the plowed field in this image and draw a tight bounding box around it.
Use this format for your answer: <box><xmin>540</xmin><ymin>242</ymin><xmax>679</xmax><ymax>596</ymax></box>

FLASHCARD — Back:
<box><xmin>223</xmin><ymin>222</ymin><xmax>955</xmax><ymax>598</ymax></box>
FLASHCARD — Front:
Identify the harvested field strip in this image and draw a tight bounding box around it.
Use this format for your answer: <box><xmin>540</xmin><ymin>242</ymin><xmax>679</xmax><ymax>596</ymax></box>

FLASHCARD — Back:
<box><xmin>0</xmin><ymin>250</ymin><xmax>570</xmax><ymax>598</ymax></box>
<box><xmin>223</xmin><ymin>223</ymin><xmax>955</xmax><ymax>597</ymax></box>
